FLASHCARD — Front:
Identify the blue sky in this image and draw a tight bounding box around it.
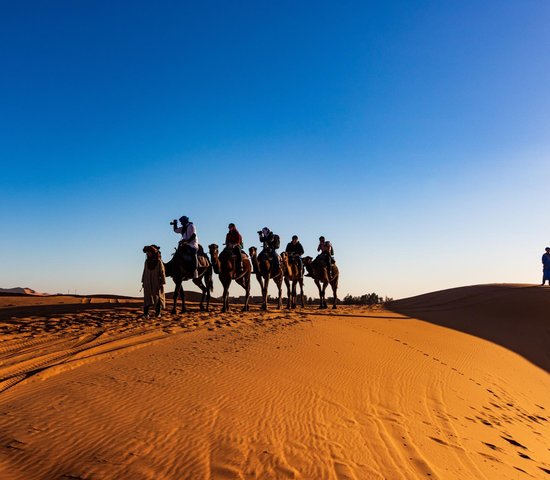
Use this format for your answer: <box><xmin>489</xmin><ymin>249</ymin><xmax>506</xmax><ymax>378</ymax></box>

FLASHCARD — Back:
<box><xmin>1</xmin><ymin>1</ymin><xmax>549</xmax><ymax>300</ymax></box>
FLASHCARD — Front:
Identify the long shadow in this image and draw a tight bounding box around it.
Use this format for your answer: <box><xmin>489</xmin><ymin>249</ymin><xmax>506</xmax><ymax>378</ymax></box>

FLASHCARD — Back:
<box><xmin>386</xmin><ymin>284</ymin><xmax>550</xmax><ymax>374</ymax></box>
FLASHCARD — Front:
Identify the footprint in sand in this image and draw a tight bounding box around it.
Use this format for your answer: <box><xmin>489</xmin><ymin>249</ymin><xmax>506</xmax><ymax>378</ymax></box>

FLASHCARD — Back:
<box><xmin>482</xmin><ymin>442</ymin><xmax>503</xmax><ymax>452</ymax></box>
<box><xmin>500</xmin><ymin>436</ymin><xmax>528</xmax><ymax>450</ymax></box>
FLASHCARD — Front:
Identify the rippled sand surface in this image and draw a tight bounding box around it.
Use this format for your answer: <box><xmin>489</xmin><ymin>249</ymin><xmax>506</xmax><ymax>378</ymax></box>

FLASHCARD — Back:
<box><xmin>0</xmin><ymin>286</ymin><xmax>549</xmax><ymax>479</ymax></box>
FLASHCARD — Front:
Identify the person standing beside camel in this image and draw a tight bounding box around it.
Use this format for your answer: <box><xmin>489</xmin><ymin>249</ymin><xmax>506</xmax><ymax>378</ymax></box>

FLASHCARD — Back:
<box><xmin>225</xmin><ymin>223</ymin><xmax>244</xmax><ymax>273</ymax></box>
<box><xmin>172</xmin><ymin>215</ymin><xmax>199</xmax><ymax>278</ymax></box>
<box><xmin>542</xmin><ymin>247</ymin><xmax>550</xmax><ymax>286</ymax></box>
<box><xmin>142</xmin><ymin>245</ymin><xmax>166</xmax><ymax>318</ymax></box>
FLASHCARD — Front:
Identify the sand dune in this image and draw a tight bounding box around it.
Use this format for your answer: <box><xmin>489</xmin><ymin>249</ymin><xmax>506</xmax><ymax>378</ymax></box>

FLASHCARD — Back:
<box><xmin>0</xmin><ymin>287</ymin><xmax>549</xmax><ymax>479</ymax></box>
<box><xmin>388</xmin><ymin>283</ymin><xmax>550</xmax><ymax>372</ymax></box>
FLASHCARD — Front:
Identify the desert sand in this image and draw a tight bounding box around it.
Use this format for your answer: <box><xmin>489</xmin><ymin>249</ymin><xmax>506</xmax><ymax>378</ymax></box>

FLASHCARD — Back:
<box><xmin>0</xmin><ymin>284</ymin><xmax>549</xmax><ymax>479</ymax></box>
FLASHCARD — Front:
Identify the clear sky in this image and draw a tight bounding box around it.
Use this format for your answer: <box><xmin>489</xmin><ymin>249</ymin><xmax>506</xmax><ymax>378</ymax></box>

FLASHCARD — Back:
<box><xmin>1</xmin><ymin>1</ymin><xmax>549</xmax><ymax>300</ymax></box>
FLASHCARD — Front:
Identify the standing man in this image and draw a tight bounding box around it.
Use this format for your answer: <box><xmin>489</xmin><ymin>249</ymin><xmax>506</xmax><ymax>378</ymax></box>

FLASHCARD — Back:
<box><xmin>285</xmin><ymin>235</ymin><xmax>305</xmax><ymax>272</ymax></box>
<box><xmin>141</xmin><ymin>245</ymin><xmax>165</xmax><ymax>318</ymax></box>
<box><xmin>172</xmin><ymin>215</ymin><xmax>199</xmax><ymax>278</ymax></box>
<box><xmin>225</xmin><ymin>223</ymin><xmax>244</xmax><ymax>273</ymax></box>
<box><xmin>542</xmin><ymin>247</ymin><xmax>550</xmax><ymax>286</ymax></box>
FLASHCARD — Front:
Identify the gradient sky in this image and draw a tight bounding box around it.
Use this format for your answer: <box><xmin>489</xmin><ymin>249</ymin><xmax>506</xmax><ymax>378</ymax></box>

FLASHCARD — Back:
<box><xmin>2</xmin><ymin>1</ymin><xmax>549</xmax><ymax>300</ymax></box>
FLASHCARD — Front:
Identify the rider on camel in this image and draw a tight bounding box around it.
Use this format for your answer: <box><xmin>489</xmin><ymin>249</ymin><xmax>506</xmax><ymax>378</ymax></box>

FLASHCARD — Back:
<box><xmin>172</xmin><ymin>215</ymin><xmax>199</xmax><ymax>279</ymax></box>
<box><xmin>317</xmin><ymin>236</ymin><xmax>335</xmax><ymax>276</ymax></box>
<box><xmin>225</xmin><ymin>223</ymin><xmax>244</xmax><ymax>273</ymax></box>
<box><xmin>285</xmin><ymin>235</ymin><xmax>304</xmax><ymax>273</ymax></box>
<box><xmin>258</xmin><ymin>227</ymin><xmax>280</xmax><ymax>272</ymax></box>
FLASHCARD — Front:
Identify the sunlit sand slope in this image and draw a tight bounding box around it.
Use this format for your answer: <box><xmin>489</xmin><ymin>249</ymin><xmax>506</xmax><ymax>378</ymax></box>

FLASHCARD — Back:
<box><xmin>0</xmin><ymin>298</ymin><xmax>548</xmax><ymax>479</ymax></box>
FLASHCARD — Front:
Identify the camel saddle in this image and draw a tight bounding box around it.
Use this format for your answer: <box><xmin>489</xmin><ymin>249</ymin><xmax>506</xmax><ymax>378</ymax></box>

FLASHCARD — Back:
<box><xmin>259</xmin><ymin>248</ymin><xmax>281</xmax><ymax>263</ymax></box>
<box><xmin>221</xmin><ymin>247</ymin><xmax>248</xmax><ymax>262</ymax></box>
<box><xmin>197</xmin><ymin>255</ymin><xmax>210</xmax><ymax>268</ymax></box>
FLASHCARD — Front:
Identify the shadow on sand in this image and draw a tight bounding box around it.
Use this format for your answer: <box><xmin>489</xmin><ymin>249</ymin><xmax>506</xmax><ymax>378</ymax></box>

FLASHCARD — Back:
<box><xmin>386</xmin><ymin>284</ymin><xmax>550</xmax><ymax>374</ymax></box>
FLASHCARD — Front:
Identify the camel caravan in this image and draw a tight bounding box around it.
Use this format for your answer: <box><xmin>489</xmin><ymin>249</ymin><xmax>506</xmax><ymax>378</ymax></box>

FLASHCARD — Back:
<box><xmin>141</xmin><ymin>216</ymin><xmax>339</xmax><ymax>317</ymax></box>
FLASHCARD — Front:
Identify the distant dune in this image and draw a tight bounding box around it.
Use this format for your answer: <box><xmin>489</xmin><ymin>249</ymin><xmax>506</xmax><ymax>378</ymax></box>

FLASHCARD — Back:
<box><xmin>0</xmin><ymin>287</ymin><xmax>49</xmax><ymax>296</ymax></box>
<box><xmin>0</xmin><ymin>284</ymin><xmax>548</xmax><ymax>479</ymax></box>
<box><xmin>387</xmin><ymin>283</ymin><xmax>550</xmax><ymax>372</ymax></box>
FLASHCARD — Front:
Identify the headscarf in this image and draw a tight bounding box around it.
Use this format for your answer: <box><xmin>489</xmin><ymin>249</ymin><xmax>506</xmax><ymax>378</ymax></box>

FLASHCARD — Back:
<box><xmin>143</xmin><ymin>245</ymin><xmax>161</xmax><ymax>270</ymax></box>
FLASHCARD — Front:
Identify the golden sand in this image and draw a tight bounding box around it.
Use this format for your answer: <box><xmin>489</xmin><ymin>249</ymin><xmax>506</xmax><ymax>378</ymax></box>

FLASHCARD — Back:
<box><xmin>0</xmin><ymin>285</ymin><xmax>548</xmax><ymax>479</ymax></box>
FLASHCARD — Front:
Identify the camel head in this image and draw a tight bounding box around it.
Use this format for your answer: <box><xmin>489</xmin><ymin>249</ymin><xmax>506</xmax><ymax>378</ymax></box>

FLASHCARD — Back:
<box><xmin>248</xmin><ymin>246</ymin><xmax>257</xmax><ymax>258</ymax></box>
<box><xmin>143</xmin><ymin>244</ymin><xmax>159</xmax><ymax>254</ymax></box>
<box><xmin>208</xmin><ymin>244</ymin><xmax>219</xmax><ymax>256</ymax></box>
<box><xmin>208</xmin><ymin>244</ymin><xmax>220</xmax><ymax>274</ymax></box>
<box><xmin>302</xmin><ymin>256</ymin><xmax>314</xmax><ymax>278</ymax></box>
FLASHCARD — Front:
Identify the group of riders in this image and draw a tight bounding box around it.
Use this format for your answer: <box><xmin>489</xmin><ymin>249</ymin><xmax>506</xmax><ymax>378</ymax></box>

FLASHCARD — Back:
<box><xmin>141</xmin><ymin>215</ymin><xmax>336</xmax><ymax>318</ymax></box>
<box><xmin>171</xmin><ymin>215</ymin><xmax>336</xmax><ymax>278</ymax></box>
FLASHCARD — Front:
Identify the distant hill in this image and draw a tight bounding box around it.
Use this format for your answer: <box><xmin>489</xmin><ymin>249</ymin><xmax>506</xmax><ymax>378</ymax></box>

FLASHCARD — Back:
<box><xmin>0</xmin><ymin>287</ymin><xmax>49</xmax><ymax>296</ymax></box>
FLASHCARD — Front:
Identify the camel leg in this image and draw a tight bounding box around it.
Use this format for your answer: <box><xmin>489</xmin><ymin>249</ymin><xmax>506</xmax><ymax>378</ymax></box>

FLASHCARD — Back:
<box><xmin>244</xmin><ymin>278</ymin><xmax>251</xmax><ymax>311</ymax></box>
<box><xmin>322</xmin><ymin>283</ymin><xmax>328</xmax><ymax>309</ymax></box>
<box><xmin>179</xmin><ymin>285</ymin><xmax>187</xmax><ymax>313</ymax></box>
<box><xmin>237</xmin><ymin>277</ymin><xmax>250</xmax><ymax>311</ymax></box>
<box><xmin>262</xmin><ymin>276</ymin><xmax>269</xmax><ymax>311</ymax></box>
<box><xmin>299</xmin><ymin>279</ymin><xmax>305</xmax><ymax>308</ymax></box>
<box><xmin>172</xmin><ymin>280</ymin><xmax>181</xmax><ymax>314</ymax></box>
<box><xmin>204</xmin><ymin>267</ymin><xmax>213</xmax><ymax>311</ymax></box>
<box><xmin>220</xmin><ymin>276</ymin><xmax>231</xmax><ymax>313</ymax></box>
<box><xmin>332</xmin><ymin>283</ymin><xmax>338</xmax><ymax>309</ymax></box>
<box><xmin>314</xmin><ymin>280</ymin><xmax>323</xmax><ymax>309</ymax></box>
<box><xmin>284</xmin><ymin>277</ymin><xmax>291</xmax><ymax>309</ymax></box>
<box><xmin>320</xmin><ymin>282</ymin><xmax>328</xmax><ymax>309</ymax></box>
<box><xmin>256</xmin><ymin>274</ymin><xmax>264</xmax><ymax>292</ymax></box>
<box><xmin>277</xmin><ymin>279</ymin><xmax>283</xmax><ymax>309</ymax></box>
<box><xmin>222</xmin><ymin>285</ymin><xmax>229</xmax><ymax>312</ymax></box>
<box><xmin>226</xmin><ymin>277</ymin><xmax>232</xmax><ymax>312</ymax></box>
<box><xmin>291</xmin><ymin>280</ymin><xmax>297</xmax><ymax>309</ymax></box>
<box><xmin>193</xmin><ymin>278</ymin><xmax>206</xmax><ymax>311</ymax></box>
<box><xmin>205</xmin><ymin>286</ymin><xmax>211</xmax><ymax>312</ymax></box>
<box><xmin>236</xmin><ymin>277</ymin><xmax>244</xmax><ymax>309</ymax></box>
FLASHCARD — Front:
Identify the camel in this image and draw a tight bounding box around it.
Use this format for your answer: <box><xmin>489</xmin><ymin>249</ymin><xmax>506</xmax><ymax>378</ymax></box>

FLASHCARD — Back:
<box><xmin>208</xmin><ymin>244</ymin><xmax>252</xmax><ymax>312</ymax></box>
<box><xmin>248</xmin><ymin>246</ymin><xmax>283</xmax><ymax>310</ymax></box>
<box><xmin>303</xmin><ymin>255</ymin><xmax>339</xmax><ymax>309</ymax></box>
<box><xmin>163</xmin><ymin>245</ymin><xmax>213</xmax><ymax>313</ymax></box>
<box><xmin>280</xmin><ymin>252</ymin><xmax>305</xmax><ymax>309</ymax></box>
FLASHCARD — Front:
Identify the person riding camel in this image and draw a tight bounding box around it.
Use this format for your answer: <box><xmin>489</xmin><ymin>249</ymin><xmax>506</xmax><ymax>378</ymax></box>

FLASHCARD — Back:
<box><xmin>225</xmin><ymin>223</ymin><xmax>244</xmax><ymax>273</ymax></box>
<box><xmin>317</xmin><ymin>236</ymin><xmax>335</xmax><ymax>276</ymax></box>
<box><xmin>258</xmin><ymin>227</ymin><xmax>280</xmax><ymax>272</ymax></box>
<box><xmin>172</xmin><ymin>215</ymin><xmax>199</xmax><ymax>279</ymax></box>
<box><xmin>285</xmin><ymin>235</ymin><xmax>304</xmax><ymax>273</ymax></box>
